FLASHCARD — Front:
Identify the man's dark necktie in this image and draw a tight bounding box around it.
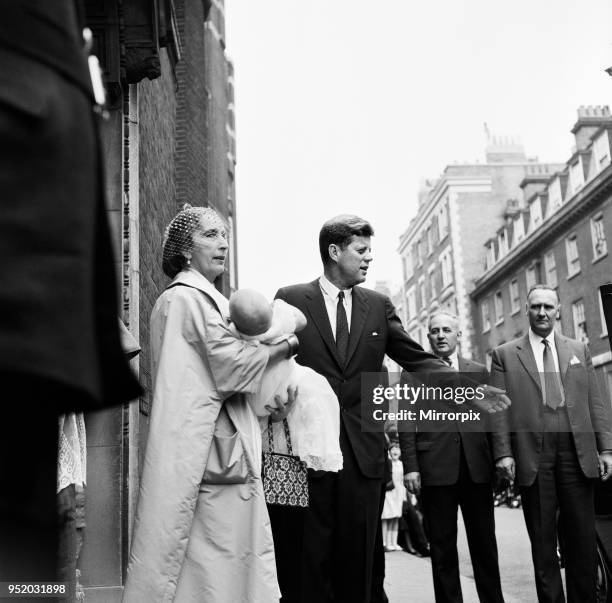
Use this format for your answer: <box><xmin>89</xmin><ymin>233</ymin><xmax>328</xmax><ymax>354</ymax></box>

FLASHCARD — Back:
<box><xmin>442</xmin><ymin>357</ymin><xmax>452</xmax><ymax>367</ymax></box>
<box><xmin>336</xmin><ymin>291</ymin><xmax>349</xmax><ymax>365</ymax></box>
<box><xmin>542</xmin><ymin>339</ymin><xmax>563</xmax><ymax>409</ymax></box>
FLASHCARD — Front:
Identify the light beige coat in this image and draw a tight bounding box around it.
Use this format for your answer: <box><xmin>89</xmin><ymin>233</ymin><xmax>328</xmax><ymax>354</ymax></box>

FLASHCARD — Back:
<box><xmin>123</xmin><ymin>269</ymin><xmax>280</xmax><ymax>602</ymax></box>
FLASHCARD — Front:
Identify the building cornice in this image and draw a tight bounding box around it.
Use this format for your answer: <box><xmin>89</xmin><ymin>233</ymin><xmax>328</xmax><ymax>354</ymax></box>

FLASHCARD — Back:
<box><xmin>471</xmin><ymin>164</ymin><xmax>612</xmax><ymax>297</ymax></box>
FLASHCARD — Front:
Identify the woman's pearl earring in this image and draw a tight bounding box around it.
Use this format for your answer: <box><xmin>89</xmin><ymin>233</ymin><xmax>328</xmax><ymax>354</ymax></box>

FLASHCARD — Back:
<box><xmin>186</xmin><ymin>257</ymin><xmax>191</xmax><ymax>267</ymax></box>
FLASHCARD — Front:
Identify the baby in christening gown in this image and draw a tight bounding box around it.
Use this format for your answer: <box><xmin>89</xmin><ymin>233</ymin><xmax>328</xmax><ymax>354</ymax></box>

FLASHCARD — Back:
<box><xmin>228</xmin><ymin>289</ymin><xmax>343</xmax><ymax>472</ymax></box>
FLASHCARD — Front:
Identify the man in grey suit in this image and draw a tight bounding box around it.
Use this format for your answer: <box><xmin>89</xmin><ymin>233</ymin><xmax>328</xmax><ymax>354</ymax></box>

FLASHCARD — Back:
<box><xmin>492</xmin><ymin>284</ymin><xmax>612</xmax><ymax>602</ymax></box>
<box><xmin>400</xmin><ymin>312</ymin><xmax>504</xmax><ymax>603</ymax></box>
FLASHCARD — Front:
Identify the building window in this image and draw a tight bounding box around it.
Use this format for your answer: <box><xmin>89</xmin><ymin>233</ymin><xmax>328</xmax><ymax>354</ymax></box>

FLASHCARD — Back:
<box><xmin>428</xmin><ymin>266</ymin><xmax>437</xmax><ymax>300</ymax></box>
<box><xmin>498</xmin><ymin>230</ymin><xmax>508</xmax><ymax>258</ymax></box>
<box><xmin>529</xmin><ymin>198</ymin><xmax>542</xmax><ymax>230</ymax></box>
<box><xmin>438</xmin><ymin>203</ymin><xmax>448</xmax><ymax>240</ymax></box>
<box><xmin>481</xmin><ymin>300</ymin><xmax>491</xmax><ymax>333</ymax></box>
<box><xmin>591</xmin><ymin>214</ymin><xmax>607</xmax><ymax>260</ymax></box>
<box><xmin>411</xmin><ymin>245</ymin><xmax>418</xmax><ymax>272</ymax></box>
<box><xmin>569</xmin><ymin>159</ymin><xmax>584</xmax><ymax>195</ymax></box>
<box><xmin>514</xmin><ymin>215</ymin><xmax>525</xmax><ymax>244</ymax></box>
<box><xmin>439</xmin><ymin>249</ymin><xmax>453</xmax><ymax>288</ymax></box>
<box><xmin>544</xmin><ymin>251</ymin><xmax>557</xmax><ymax>288</ymax></box>
<box><xmin>426</xmin><ymin>225</ymin><xmax>434</xmax><ymax>256</ymax></box>
<box><xmin>593</xmin><ymin>130</ymin><xmax>611</xmax><ymax>172</ymax></box>
<box><xmin>565</xmin><ymin>234</ymin><xmax>580</xmax><ymax>276</ymax></box>
<box><xmin>599</xmin><ymin>293</ymin><xmax>609</xmax><ymax>337</ymax></box>
<box><xmin>572</xmin><ymin>299</ymin><xmax>588</xmax><ymax>343</ymax></box>
<box><xmin>419</xmin><ymin>277</ymin><xmax>426</xmax><ymax>309</ymax></box>
<box><xmin>486</xmin><ymin>242</ymin><xmax>496</xmax><ymax>270</ymax></box>
<box><xmin>431</xmin><ymin>216</ymin><xmax>439</xmax><ymax>245</ymax></box>
<box><xmin>494</xmin><ymin>291</ymin><xmax>504</xmax><ymax>324</ymax></box>
<box><xmin>509</xmin><ymin>279</ymin><xmax>520</xmax><ymax>314</ymax></box>
<box><xmin>525</xmin><ymin>265</ymin><xmax>537</xmax><ymax>291</ymax></box>
<box><xmin>406</xmin><ymin>287</ymin><xmax>416</xmax><ymax>320</ymax></box>
<box><xmin>443</xmin><ymin>297</ymin><xmax>456</xmax><ymax>315</ymax></box>
<box><xmin>548</xmin><ymin>177</ymin><xmax>563</xmax><ymax>212</ymax></box>
<box><xmin>416</xmin><ymin>240</ymin><xmax>423</xmax><ymax>267</ymax></box>
<box><xmin>403</xmin><ymin>253</ymin><xmax>413</xmax><ymax>281</ymax></box>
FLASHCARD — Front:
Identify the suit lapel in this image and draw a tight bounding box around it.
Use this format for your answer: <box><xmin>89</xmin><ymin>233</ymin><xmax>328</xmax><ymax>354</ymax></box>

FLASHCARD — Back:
<box><xmin>554</xmin><ymin>334</ymin><xmax>571</xmax><ymax>385</ymax></box>
<box><xmin>345</xmin><ymin>286</ymin><xmax>369</xmax><ymax>368</ymax></box>
<box><xmin>304</xmin><ymin>280</ymin><xmax>344</xmax><ymax>369</ymax></box>
<box><xmin>516</xmin><ymin>334</ymin><xmax>542</xmax><ymax>392</ymax></box>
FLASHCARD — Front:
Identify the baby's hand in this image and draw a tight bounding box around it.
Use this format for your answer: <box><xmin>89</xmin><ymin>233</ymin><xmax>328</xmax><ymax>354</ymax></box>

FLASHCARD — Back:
<box><xmin>267</xmin><ymin>384</ymin><xmax>299</xmax><ymax>422</ymax></box>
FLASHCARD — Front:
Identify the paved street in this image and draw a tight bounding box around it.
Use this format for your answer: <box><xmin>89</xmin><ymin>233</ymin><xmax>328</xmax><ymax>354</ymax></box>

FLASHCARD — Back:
<box><xmin>384</xmin><ymin>507</ymin><xmax>538</xmax><ymax>602</ymax></box>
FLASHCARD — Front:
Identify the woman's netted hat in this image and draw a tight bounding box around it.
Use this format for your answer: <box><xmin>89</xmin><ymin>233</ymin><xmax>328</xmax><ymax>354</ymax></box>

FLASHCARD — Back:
<box><xmin>162</xmin><ymin>204</ymin><xmax>225</xmax><ymax>277</ymax></box>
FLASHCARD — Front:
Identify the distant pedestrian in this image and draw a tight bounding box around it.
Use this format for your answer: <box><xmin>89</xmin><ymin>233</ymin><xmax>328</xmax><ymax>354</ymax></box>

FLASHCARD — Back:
<box><xmin>381</xmin><ymin>445</ymin><xmax>406</xmax><ymax>551</ymax></box>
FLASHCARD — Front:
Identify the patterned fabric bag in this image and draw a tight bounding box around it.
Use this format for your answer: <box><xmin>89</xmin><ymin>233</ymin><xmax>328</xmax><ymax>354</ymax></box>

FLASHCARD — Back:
<box><xmin>262</xmin><ymin>417</ymin><xmax>309</xmax><ymax>507</ymax></box>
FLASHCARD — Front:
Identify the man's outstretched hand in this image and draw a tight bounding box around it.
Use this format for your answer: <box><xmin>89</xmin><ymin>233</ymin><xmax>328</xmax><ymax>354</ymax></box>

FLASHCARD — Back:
<box><xmin>473</xmin><ymin>385</ymin><xmax>511</xmax><ymax>414</ymax></box>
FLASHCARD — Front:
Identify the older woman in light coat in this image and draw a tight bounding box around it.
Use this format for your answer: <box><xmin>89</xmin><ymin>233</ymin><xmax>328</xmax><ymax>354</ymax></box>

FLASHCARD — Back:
<box><xmin>123</xmin><ymin>205</ymin><xmax>297</xmax><ymax>602</ymax></box>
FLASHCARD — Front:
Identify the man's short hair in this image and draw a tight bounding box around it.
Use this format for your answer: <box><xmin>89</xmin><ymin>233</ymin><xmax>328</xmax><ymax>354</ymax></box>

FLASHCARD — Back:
<box><xmin>428</xmin><ymin>311</ymin><xmax>459</xmax><ymax>331</ymax></box>
<box><xmin>318</xmin><ymin>215</ymin><xmax>374</xmax><ymax>265</ymax></box>
<box><xmin>526</xmin><ymin>283</ymin><xmax>559</xmax><ymax>302</ymax></box>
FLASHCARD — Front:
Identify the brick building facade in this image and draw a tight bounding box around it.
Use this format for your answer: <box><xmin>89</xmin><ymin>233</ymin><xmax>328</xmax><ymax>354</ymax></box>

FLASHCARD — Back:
<box><xmin>81</xmin><ymin>1</ymin><xmax>237</xmax><ymax>599</ymax></box>
<box><xmin>470</xmin><ymin>106</ymin><xmax>612</xmax><ymax>394</ymax></box>
<box><xmin>397</xmin><ymin>139</ymin><xmax>561</xmax><ymax>362</ymax></box>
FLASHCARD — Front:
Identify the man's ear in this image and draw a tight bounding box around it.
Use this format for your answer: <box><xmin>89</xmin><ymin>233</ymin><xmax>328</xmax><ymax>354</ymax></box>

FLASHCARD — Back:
<box><xmin>456</xmin><ymin>330</ymin><xmax>462</xmax><ymax>341</ymax></box>
<box><xmin>328</xmin><ymin>243</ymin><xmax>340</xmax><ymax>263</ymax></box>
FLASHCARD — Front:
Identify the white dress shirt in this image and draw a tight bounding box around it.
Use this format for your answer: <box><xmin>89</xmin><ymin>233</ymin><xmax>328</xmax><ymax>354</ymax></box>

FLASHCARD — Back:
<box><xmin>319</xmin><ymin>274</ymin><xmax>352</xmax><ymax>339</ymax></box>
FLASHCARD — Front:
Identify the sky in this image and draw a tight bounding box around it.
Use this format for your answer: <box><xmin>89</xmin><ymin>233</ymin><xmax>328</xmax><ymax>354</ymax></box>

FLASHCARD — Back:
<box><xmin>224</xmin><ymin>0</ymin><xmax>612</xmax><ymax>300</ymax></box>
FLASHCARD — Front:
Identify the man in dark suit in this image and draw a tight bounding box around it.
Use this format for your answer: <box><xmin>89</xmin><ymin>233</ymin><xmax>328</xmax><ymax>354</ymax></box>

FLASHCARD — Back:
<box><xmin>275</xmin><ymin>215</ymin><xmax>508</xmax><ymax>603</ymax></box>
<box><xmin>399</xmin><ymin>311</ymin><xmax>505</xmax><ymax>603</ymax></box>
<box><xmin>492</xmin><ymin>284</ymin><xmax>612</xmax><ymax>602</ymax></box>
<box><xmin>0</xmin><ymin>1</ymin><xmax>141</xmax><ymax>583</ymax></box>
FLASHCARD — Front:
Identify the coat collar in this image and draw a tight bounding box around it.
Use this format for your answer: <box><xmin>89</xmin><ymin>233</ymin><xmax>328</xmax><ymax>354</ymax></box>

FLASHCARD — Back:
<box><xmin>169</xmin><ymin>269</ymin><xmax>229</xmax><ymax>318</ymax></box>
<box><xmin>457</xmin><ymin>356</ymin><xmax>469</xmax><ymax>371</ymax></box>
<box><xmin>554</xmin><ymin>333</ymin><xmax>571</xmax><ymax>383</ymax></box>
<box><xmin>345</xmin><ymin>285</ymin><xmax>369</xmax><ymax>367</ymax></box>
